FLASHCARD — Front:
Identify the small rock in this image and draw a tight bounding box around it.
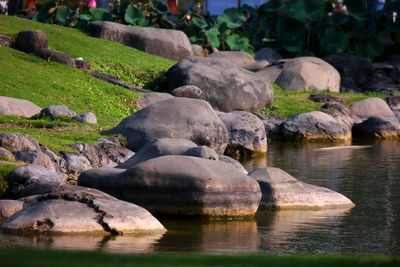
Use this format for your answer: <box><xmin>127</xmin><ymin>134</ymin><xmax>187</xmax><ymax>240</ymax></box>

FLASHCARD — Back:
<box><xmin>14</xmin><ymin>30</ymin><xmax>48</xmax><ymax>53</ymax></box>
<box><xmin>66</xmin><ymin>143</ymin><xmax>114</xmax><ymax>169</ymax></box>
<box><xmin>60</xmin><ymin>151</ymin><xmax>92</xmax><ymax>176</ymax></box>
<box><xmin>0</xmin><ymin>96</ymin><xmax>41</xmax><ymax>117</ymax></box>
<box><xmin>0</xmin><ymin>200</ymin><xmax>25</xmax><ymax>224</ymax></box>
<box><xmin>308</xmin><ymin>94</ymin><xmax>345</xmax><ymax>104</ymax></box>
<box><xmin>321</xmin><ymin>103</ymin><xmax>354</xmax><ymax>129</ymax></box>
<box><xmin>15</xmin><ymin>150</ymin><xmax>56</xmax><ymax>172</ymax></box>
<box><xmin>72</xmin><ymin>112</ymin><xmax>97</xmax><ymax>124</ymax></box>
<box><xmin>135</xmin><ymin>93</ymin><xmax>174</xmax><ymax>110</ymax></box>
<box><xmin>0</xmin><ymin>133</ymin><xmax>40</xmax><ymax>151</ymax></box>
<box><xmin>39</xmin><ymin>144</ymin><xmax>64</xmax><ymax>172</ymax></box>
<box><xmin>170</xmin><ymin>85</ymin><xmax>205</xmax><ymax>100</ymax></box>
<box><xmin>254</xmin><ymin>47</ymin><xmax>282</xmax><ymax>63</ymax></box>
<box><xmin>0</xmin><ymin>147</ymin><xmax>16</xmax><ymax>161</ymax></box>
<box><xmin>352</xmin><ymin>116</ymin><xmax>400</xmax><ymax>139</ymax></box>
<box><xmin>208</xmin><ymin>51</ymin><xmax>255</xmax><ymax>67</ymax></box>
<box><xmin>74</xmin><ymin>59</ymin><xmax>91</xmax><ymax>71</ymax></box>
<box><xmin>40</xmin><ymin>105</ymin><xmax>77</xmax><ymax>118</ymax></box>
<box><xmin>0</xmin><ymin>34</ymin><xmax>12</xmax><ymax>47</ymax></box>
<box><xmin>192</xmin><ymin>44</ymin><xmax>204</xmax><ymax>57</ymax></box>
<box><xmin>34</xmin><ymin>48</ymin><xmax>76</xmax><ymax>68</ymax></box>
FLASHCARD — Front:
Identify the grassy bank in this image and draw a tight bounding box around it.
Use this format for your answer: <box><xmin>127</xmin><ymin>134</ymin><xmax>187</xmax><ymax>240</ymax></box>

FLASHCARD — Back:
<box><xmin>0</xmin><ymin>247</ymin><xmax>398</xmax><ymax>267</ymax></box>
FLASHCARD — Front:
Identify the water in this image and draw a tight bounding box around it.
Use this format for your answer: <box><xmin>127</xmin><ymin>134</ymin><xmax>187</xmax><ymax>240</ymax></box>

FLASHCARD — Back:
<box><xmin>1</xmin><ymin>141</ymin><xmax>400</xmax><ymax>255</ymax></box>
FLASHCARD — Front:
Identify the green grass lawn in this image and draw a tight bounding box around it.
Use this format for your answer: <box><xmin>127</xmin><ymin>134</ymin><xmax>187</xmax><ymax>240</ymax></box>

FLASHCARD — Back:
<box><xmin>0</xmin><ymin>247</ymin><xmax>398</xmax><ymax>267</ymax></box>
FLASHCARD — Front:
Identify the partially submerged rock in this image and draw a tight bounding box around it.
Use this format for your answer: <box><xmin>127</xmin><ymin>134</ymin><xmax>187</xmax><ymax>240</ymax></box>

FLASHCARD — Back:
<box><xmin>352</xmin><ymin>116</ymin><xmax>400</xmax><ymax>139</ymax></box>
<box><xmin>0</xmin><ymin>96</ymin><xmax>41</xmax><ymax>117</ymax></box>
<box><xmin>248</xmin><ymin>167</ymin><xmax>355</xmax><ymax>209</ymax></box>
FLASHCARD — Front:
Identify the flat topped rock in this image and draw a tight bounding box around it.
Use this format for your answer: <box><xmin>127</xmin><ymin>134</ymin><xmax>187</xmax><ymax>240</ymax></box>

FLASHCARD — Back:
<box><xmin>248</xmin><ymin>167</ymin><xmax>355</xmax><ymax>209</ymax></box>
<box><xmin>0</xmin><ymin>96</ymin><xmax>41</xmax><ymax>117</ymax></box>
<box><xmin>1</xmin><ymin>185</ymin><xmax>166</xmax><ymax>234</ymax></box>
<box><xmin>79</xmin><ymin>155</ymin><xmax>262</xmax><ymax>218</ymax></box>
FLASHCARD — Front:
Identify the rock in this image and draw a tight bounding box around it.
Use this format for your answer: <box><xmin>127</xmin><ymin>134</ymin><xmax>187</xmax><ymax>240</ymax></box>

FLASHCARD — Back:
<box><xmin>135</xmin><ymin>93</ymin><xmax>174</xmax><ymax>110</ymax></box>
<box><xmin>243</xmin><ymin>60</ymin><xmax>269</xmax><ymax>72</ymax></box>
<box><xmin>110</xmin><ymin>98</ymin><xmax>229</xmax><ymax>154</ymax></box>
<box><xmin>192</xmin><ymin>44</ymin><xmax>204</xmax><ymax>57</ymax></box>
<box><xmin>308</xmin><ymin>94</ymin><xmax>345</xmax><ymax>104</ymax></box>
<box><xmin>66</xmin><ymin>143</ymin><xmax>114</xmax><ymax>169</ymax></box>
<box><xmin>40</xmin><ymin>105</ymin><xmax>77</xmax><ymax>118</ymax></box>
<box><xmin>0</xmin><ymin>96</ymin><xmax>41</xmax><ymax>117</ymax></box>
<box><xmin>14</xmin><ymin>30</ymin><xmax>48</xmax><ymax>53</ymax></box>
<box><xmin>95</xmin><ymin>137</ymin><xmax>122</xmax><ymax>145</ymax></box>
<box><xmin>88</xmin><ymin>21</ymin><xmax>193</xmax><ymax>61</ymax></box>
<box><xmin>254</xmin><ymin>47</ymin><xmax>282</xmax><ymax>63</ymax></box>
<box><xmin>254</xmin><ymin>112</ymin><xmax>286</xmax><ymax>139</ymax></box>
<box><xmin>1</xmin><ymin>185</ymin><xmax>166</xmax><ymax>234</ymax></box>
<box><xmin>60</xmin><ymin>151</ymin><xmax>92</xmax><ymax>176</ymax></box>
<box><xmin>275</xmin><ymin>57</ymin><xmax>340</xmax><ymax>92</ymax></box>
<box><xmin>208</xmin><ymin>51</ymin><xmax>255</xmax><ymax>67</ymax></box>
<box><xmin>98</xmin><ymin>142</ymin><xmax>134</xmax><ymax>166</ymax></box>
<box><xmin>352</xmin><ymin>116</ymin><xmax>400</xmax><ymax>139</ymax></box>
<box><xmin>167</xmin><ymin>56</ymin><xmax>274</xmax><ymax>112</ymax></box>
<box><xmin>79</xmin><ymin>155</ymin><xmax>261</xmax><ymax>218</ymax></box>
<box><xmin>395</xmin><ymin>111</ymin><xmax>400</xmax><ymax>122</ymax></box>
<box><xmin>322</xmin><ymin>53</ymin><xmax>374</xmax><ymax>85</ymax></box>
<box><xmin>321</xmin><ymin>103</ymin><xmax>354</xmax><ymax>129</ymax></box>
<box><xmin>34</xmin><ymin>48</ymin><xmax>76</xmax><ymax>68</ymax></box>
<box><xmin>218</xmin><ymin>111</ymin><xmax>267</xmax><ymax>155</ymax></box>
<box><xmin>74</xmin><ymin>59</ymin><xmax>90</xmax><ymax>71</ymax></box>
<box><xmin>282</xmin><ymin>111</ymin><xmax>351</xmax><ymax>141</ymax></box>
<box><xmin>8</xmin><ymin>165</ymin><xmax>66</xmax><ymax>198</ymax></box>
<box><xmin>182</xmin><ymin>146</ymin><xmax>219</xmax><ymax>160</ymax></box>
<box><xmin>349</xmin><ymin>97</ymin><xmax>395</xmax><ymax>122</ymax></box>
<box><xmin>0</xmin><ymin>147</ymin><xmax>15</xmax><ymax>161</ymax></box>
<box><xmin>15</xmin><ymin>150</ymin><xmax>56</xmax><ymax>172</ymax></box>
<box><xmin>256</xmin><ymin>64</ymin><xmax>283</xmax><ymax>83</ymax></box>
<box><xmin>170</xmin><ymin>85</ymin><xmax>205</xmax><ymax>100</ymax></box>
<box><xmin>0</xmin><ymin>200</ymin><xmax>25</xmax><ymax>224</ymax></box>
<box><xmin>0</xmin><ymin>34</ymin><xmax>12</xmax><ymax>47</ymax></box>
<box><xmin>386</xmin><ymin>96</ymin><xmax>400</xmax><ymax>111</ymax></box>
<box><xmin>340</xmin><ymin>76</ymin><xmax>362</xmax><ymax>93</ymax></box>
<box><xmin>39</xmin><ymin>144</ymin><xmax>65</xmax><ymax>172</ymax></box>
<box><xmin>248</xmin><ymin>167</ymin><xmax>354</xmax><ymax>209</ymax></box>
<box><xmin>72</xmin><ymin>112</ymin><xmax>97</xmax><ymax>124</ymax></box>
<box><xmin>90</xmin><ymin>71</ymin><xmax>150</xmax><ymax>93</ymax></box>
<box><xmin>218</xmin><ymin>155</ymin><xmax>248</xmax><ymax>174</ymax></box>
<box><xmin>0</xmin><ymin>133</ymin><xmax>40</xmax><ymax>151</ymax></box>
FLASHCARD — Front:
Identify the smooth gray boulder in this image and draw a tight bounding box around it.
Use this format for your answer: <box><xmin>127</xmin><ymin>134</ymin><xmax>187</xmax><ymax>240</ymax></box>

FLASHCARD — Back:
<box><xmin>170</xmin><ymin>85</ymin><xmax>205</xmax><ymax>100</ymax></box>
<box><xmin>0</xmin><ymin>147</ymin><xmax>15</xmax><ymax>161</ymax></box>
<box><xmin>34</xmin><ymin>48</ymin><xmax>76</xmax><ymax>68</ymax></box>
<box><xmin>254</xmin><ymin>47</ymin><xmax>282</xmax><ymax>63</ymax></box>
<box><xmin>87</xmin><ymin>21</ymin><xmax>193</xmax><ymax>61</ymax></box>
<box><xmin>350</xmin><ymin>97</ymin><xmax>395</xmax><ymax>122</ymax></box>
<box><xmin>110</xmin><ymin>98</ymin><xmax>229</xmax><ymax>154</ymax></box>
<box><xmin>208</xmin><ymin>51</ymin><xmax>255</xmax><ymax>67</ymax></box>
<box><xmin>275</xmin><ymin>57</ymin><xmax>340</xmax><ymax>92</ymax></box>
<box><xmin>218</xmin><ymin>111</ymin><xmax>267</xmax><ymax>155</ymax></box>
<box><xmin>352</xmin><ymin>116</ymin><xmax>400</xmax><ymax>139</ymax></box>
<box><xmin>135</xmin><ymin>93</ymin><xmax>174</xmax><ymax>110</ymax></box>
<box><xmin>282</xmin><ymin>111</ymin><xmax>351</xmax><ymax>141</ymax></box>
<box><xmin>0</xmin><ymin>200</ymin><xmax>25</xmax><ymax>224</ymax></box>
<box><xmin>248</xmin><ymin>167</ymin><xmax>355</xmax><ymax>209</ymax></box>
<box><xmin>1</xmin><ymin>185</ymin><xmax>166</xmax><ymax>234</ymax></box>
<box><xmin>79</xmin><ymin>155</ymin><xmax>262</xmax><ymax>218</ymax></box>
<box><xmin>72</xmin><ymin>112</ymin><xmax>97</xmax><ymax>124</ymax></box>
<box><xmin>14</xmin><ymin>30</ymin><xmax>48</xmax><ymax>53</ymax></box>
<box><xmin>0</xmin><ymin>96</ymin><xmax>41</xmax><ymax>117</ymax></box>
<box><xmin>0</xmin><ymin>133</ymin><xmax>40</xmax><ymax>151</ymax></box>
<box><xmin>15</xmin><ymin>150</ymin><xmax>56</xmax><ymax>172</ymax></box>
<box><xmin>7</xmin><ymin>165</ymin><xmax>66</xmax><ymax>198</ymax></box>
<box><xmin>167</xmin><ymin>56</ymin><xmax>274</xmax><ymax>112</ymax></box>
<box><xmin>40</xmin><ymin>105</ymin><xmax>77</xmax><ymax>118</ymax></box>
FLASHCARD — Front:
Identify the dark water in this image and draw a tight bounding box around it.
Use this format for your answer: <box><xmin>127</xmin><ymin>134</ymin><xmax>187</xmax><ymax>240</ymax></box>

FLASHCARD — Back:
<box><xmin>1</xmin><ymin>141</ymin><xmax>400</xmax><ymax>255</ymax></box>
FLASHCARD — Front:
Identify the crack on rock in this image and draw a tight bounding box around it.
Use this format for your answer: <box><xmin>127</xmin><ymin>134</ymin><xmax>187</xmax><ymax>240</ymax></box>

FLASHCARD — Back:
<box><xmin>33</xmin><ymin>218</ymin><xmax>54</xmax><ymax>231</ymax></box>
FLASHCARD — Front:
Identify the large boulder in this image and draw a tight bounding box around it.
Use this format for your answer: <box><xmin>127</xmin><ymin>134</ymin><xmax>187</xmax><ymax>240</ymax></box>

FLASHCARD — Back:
<box><xmin>135</xmin><ymin>93</ymin><xmax>174</xmax><ymax>110</ymax></box>
<box><xmin>87</xmin><ymin>21</ymin><xmax>193</xmax><ymax>61</ymax></box>
<box><xmin>0</xmin><ymin>96</ymin><xmax>41</xmax><ymax>117</ymax></box>
<box><xmin>350</xmin><ymin>97</ymin><xmax>395</xmax><ymax>122</ymax></box>
<box><xmin>282</xmin><ymin>111</ymin><xmax>351</xmax><ymax>141</ymax></box>
<box><xmin>322</xmin><ymin>53</ymin><xmax>374</xmax><ymax>85</ymax></box>
<box><xmin>166</xmin><ymin>56</ymin><xmax>274</xmax><ymax>112</ymax></box>
<box><xmin>274</xmin><ymin>57</ymin><xmax>340</xmax><ymax>92</ymax></box>
<box><xmin>110</xmin><ymin>98</ymin><xmax>229</xmax><ymax>154</ymax></box>
<box><xmin>34</xmin><ymin>48</ymin><xmax>76</xmax><ymax>68</ymax></box>
<box><xmin>208</xmin><ymin>51</ymin><xmax>255</xmax><ymax>67</ymax></box>
<box><xmin>1</xmin><ymin>185</ymin><xmax>166</xmax><ymax>234</ymax></box>
<box><xmin>0</xmin><ymin>133</ymin><xmax>40</xmax><ymax>151</ymax></box>
<box><xmin>14</xmin><ymin>30</ymin><xmax>48</xmax><ymax>53</ymax></box>
<box><xmin>248</xmin><ymin>167</ymin><xmax>355</xmax><ymax>209</ymax></box>
<box><xmin>352</xmin><ymin>116</ymin><xmax>400</xmax><ymax>139</ymax></box>
<box><xmin>79</xmin><ymin>155</ymin><xmax>262</xmax><ymax>218</ymax></box>
<box><xmin>218</xmin><ymin>111</ymin><xmax>267</xmax><ymax>155</ymax></box>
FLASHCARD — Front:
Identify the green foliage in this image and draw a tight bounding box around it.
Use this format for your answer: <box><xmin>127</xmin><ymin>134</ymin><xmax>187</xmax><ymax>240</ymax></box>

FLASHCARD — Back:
<box><xmin>0</xmin><ymin>164</ymin><xmax>19</xmax><ymax>198</ymax></box>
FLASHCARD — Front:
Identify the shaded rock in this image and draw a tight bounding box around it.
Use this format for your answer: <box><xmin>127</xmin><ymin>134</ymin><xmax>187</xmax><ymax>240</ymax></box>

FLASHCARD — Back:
<box><xmin>88</xmin><ymin>21</ymin><xmax>193</xmax><ymax>61</ymax></box>
<box><xmin>0</xmin><ymin>34</ymin><xmax>12</xmax><ymax>47</ymax></box>
<box><xmin>15</xmin><ymin>150</ymin><xmax>56</xmax><ymax>172</ymax></box>
<box><xmin>248</xmin><ymin>167</ymin><xmax>354</xmax><ymax>209</ymax></box>
<box><xmin>350</xmin><ymin>97</ymin><xmax>395</xmax><ymax>122</ymax></box>
<box><xmin>1</xmin><ymin>184</ymin><xmax>166</xmax><ymax>234</ymax></box>
<box><xmin>275</xmin><ymin>57</ymin><xmax>340</xmax><ymax>92</ymax></box>
<box><xmin>182</xmin><ymin>146</ymin><xmax>219</xmax><ymax>160</ymax></box>
<box><xmin>72</xmin><ymin>112</ymin><xmax>97</xmax><ymax>124</ymax></box>
<box><xmin>8</xmin><ymin>165</ymin><xmax>65</xmax><ymax>198</ymax></box>
<box><xmin>167</xmin><ymin>56</ymin><xmax>274</xmax><ymax>112</ymax></box>
<box><xmin>135</xmin><ymin>93</ymin><xmax>174</xmax><ymax>110</ymax></box>
<box><xmin>218</xmin><ymin>155</ymin><xmax>248</xmax><ymax>174</ymax></box>
<box><xmin>0</xmin><ymin>200</ymin><xmax>25</xmax><ymax>224</ymax></box>
<box><xmin>79</xmin><ymin>155</ymin><xmax>261</xmax><ymax>218</ymax></box>
<box><xmin>34</xmin><ymin>48</ymin><xmax>76</xmax><ymax>68</ymax></box>
<box><xmin>386</xmin><ymin>96</ymin><xmax>400</xmax><ymax>111</ymax></box>
<box><xmin>254</xmin><ymin>112</ymin><xmax>286</xmax><ymax>139</ymax></box>
<box><xmin>170</xmin><ymin>85</ymin><xmax>205</xmax><ymax>100</ymax></box>
<box><xmin>39</xmin><ymin>144</ymin><xmax>65</xmax><ymax>173</ymax></box>
<box><xmin>0</xmin><ymin>96</ymin><xmax>41</xmax><ymax>117</ymax></box>
<box><xmin>282</xmin><ymin>111</ymin><xmax>351</xmax><ymax>141</ymax></box>
<box><xmin>110</xmin><ymin>98</ymin><xmax>229</xmax><ymax>154</ymax></box>
<box><xmin>395</xmin><ymin>111</ymin><xmax>400</xmax><ymax>122</ymax></box>
<box><xmin>0</xmin><ymin>147</ymin><xmax>15</xmax><ymax>161</ymax></box>
<box><xmin>322</xmin><ymin>53</ymin><xmax>374</xmax><ymax>85</ymax></box>
<box><xmin>74</xmin><ymin>59</ymin><xmax>90</xmax><ymax>71</ymax></box>
<box><xmin>340</xmin><ymin>76</ymin><xmax>362</xmax><ymax>93</ymax></box>
<box><xmin>14</xmin><ymin>30</ymin><xmax>48</xmax><ymax>53</ymax></box>
<box><xmin>98</xmin><ymin>142</ymin><xmax>134</xmax><ymax>166</ymax></box>
<box><xmin>66</xmin><ymin>144</ymin><xmax>114</xmax><ymax>169</ymax></box>
<box><xmin>90</xmin><ymin>71</ymin><xmax>150</xmax><ymax>93</ymax></box>
<box><xmin>192</xmin><ymin>44</ymin><xmax>204</xmax><ymax>57</ymax></box>
<box><xmin>256</xmin><ymin>64</ymin><xmax>283</xmax><ymax>83</ymax></box>
<box><xmin>243</xmin><ymin>60</ymin><xmax>269</xmax><ymax>72</ymax></box>
<box><xmin>208</xmin><ymin>51</ymin><xmax>255</xmax><ymax>67</ymax></box>
<box><xmin>352</xmin><ymin>116</ymin><xmax>400</xmax><ymax>139</ymax></box>
<box><xmin>40</xmin><ymin>105</ymin><xmax>77</xmax><ymax>118</ymax></box>
<box><xmin>60</xmin><ymin>151</ymin><xmax>92</xmax><ymax>176</ymax></box>
<box><xmin>254</xmin><ymin>47</ymin><xmax>282</xmax><ymax>63</ymax></box>
<box><xmin>0</xmin><ymin>133</ymin><xmax>40</xmax><ymax>151</ymax></box>
<box><xmin>218</xmin><ymin>111</ymin><xmax>267</xmax><ymax>155</ymax></box>
<box><xmin>321</xmin><ymin>103</ymin><xmax>354</xmax><ymax>129</ymax></box>
<box><xmin>308</xmin><ymin>94</ymin><xmax>345</xmax><ymax>104</ymax></box>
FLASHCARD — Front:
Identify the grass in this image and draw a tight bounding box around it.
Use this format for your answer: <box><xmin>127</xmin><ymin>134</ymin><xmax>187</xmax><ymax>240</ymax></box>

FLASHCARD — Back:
<box><xmin>0</xmin><ymin>247</ymin><xmax>399</xmax><ymax>267</ymax></box>
<box><xmin>0</xmin><ymin>164</ymin><xmax>19</xmax><ymax>197</ymax></box>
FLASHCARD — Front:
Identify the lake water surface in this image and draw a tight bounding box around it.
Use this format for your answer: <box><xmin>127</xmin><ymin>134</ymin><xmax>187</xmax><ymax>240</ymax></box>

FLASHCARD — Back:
<box><xmin>1</xmin><ymin>141</ymin><xmax>399</xmax><ymax>255</ymax></box>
